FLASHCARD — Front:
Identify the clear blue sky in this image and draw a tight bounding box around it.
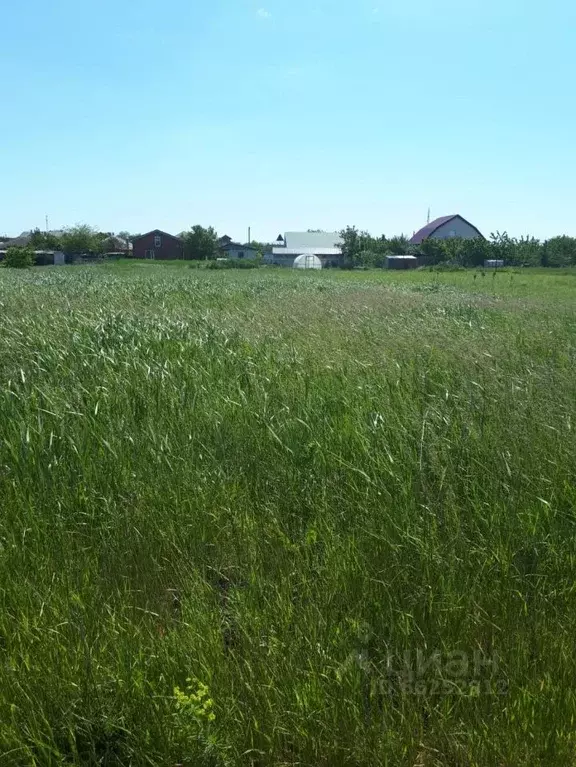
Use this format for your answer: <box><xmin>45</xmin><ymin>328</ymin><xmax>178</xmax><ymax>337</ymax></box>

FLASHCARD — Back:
<box><xmin>2</xmin><ymin>0</ymin><xmax>575</xmax><ymax>241</ymax></box>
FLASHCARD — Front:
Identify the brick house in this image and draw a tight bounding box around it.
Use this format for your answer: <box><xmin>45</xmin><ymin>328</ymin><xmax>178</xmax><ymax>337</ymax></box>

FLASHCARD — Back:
<box><xmin>132</xmin><ymin>230</ymin><xmax>183</xmax><ymax>260</ymax></box>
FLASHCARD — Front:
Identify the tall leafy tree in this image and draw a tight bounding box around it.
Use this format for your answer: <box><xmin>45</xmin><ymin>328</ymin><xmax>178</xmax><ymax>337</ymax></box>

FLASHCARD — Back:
<box><xmin>386</xmin><ymin>235</ymin><xmax>409</xmax><ymax>255</ymax></box>
<box><xmin>542</xmin><ymin>236</ymin><xmax>576</xmax><ymax>267</ymax></box>
<box><xmin>415</xmin><ymin>237</ymin><xmax>448</xmax><ymax>264</ymax></box>
<box><xmin>29</xmin><ymin>228</ymin><xmax>62</xmax><ymax>250</ymax></box>
<box><xmin>339</xmin><ymin>226</ymin><xmax>372</xmax><ymax>267</ymax></box>
<box><xmin>182</xmin><ymin>226</ymin><xmax>219</xmax><ymax>260</ymax></box>
<box><xmin>490</xmin><ymin>232</ymin><xmax>517</xmax><ymax>264</ymax></box>
<box><xmin>459</xmin><ymin>237</ymin><xmax>490</xmax><ymax>267</ymax></box>
<box><xmin>60</xmin><ymin>225</ymin><xmax>106</xmax><ymax>256</ymax></box>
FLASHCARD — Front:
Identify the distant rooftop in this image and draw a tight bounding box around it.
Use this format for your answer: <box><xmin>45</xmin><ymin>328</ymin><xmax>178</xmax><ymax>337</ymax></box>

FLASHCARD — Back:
<box><xmin>409</xmin><ymin>215</ymin><xmax>484</xmax><ymax>245</ymax></box>
<box><xmin>283</xmin><ymin>231</ymin><xmax>343</xmax><ymax>250</ymax></box>
<box><xmin>221</xmin><ymin>241</ymin><xmax>258</xmax><ymax>251</ymax></box>
<box><xmin>272</xmin><ymin>247</ymin><xmax>342</xmax><ymax>256</ymax></box>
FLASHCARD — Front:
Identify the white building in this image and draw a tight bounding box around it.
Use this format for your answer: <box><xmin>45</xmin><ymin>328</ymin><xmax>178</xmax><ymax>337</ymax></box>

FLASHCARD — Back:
<box><xmin>267</xmin><ymin>231</ymin><xmax>343</xmax><ymax>267</ymax></box>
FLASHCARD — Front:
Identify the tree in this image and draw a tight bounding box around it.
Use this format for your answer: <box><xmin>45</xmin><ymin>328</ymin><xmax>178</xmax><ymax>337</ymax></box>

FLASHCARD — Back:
<box><xmin>356</xmin><ymin>249</ymin><xmax>381</xmax><ymax>268</ymax></box>
<box><xmin>370</xmin><ymin>235</ymin><xmax>390</xmax><ymax>256</ymax></box>
<box><xmin>2</xmin><ymin>246</ymin><xmax>34</xmax><ymax>269</ymax></box>
<box><xmin>182</xmin><ymin>225</ymin><xmax>219</xmax><ymax>260</ymax></box>
<box><xmin>437</xmin><ymin>237</ymin><xmax>459</xmax><ymax>263</ymax></box>
<box><xmin>60</xmin><ymin>224</ymin><xmax>106</xmax><ymax>256</ymax></box>
<box><xmin>29</xmin><ymin>228</ymin><xmax>62</xmax><ymax>250</ymax></box>
<box><xmin>415</xmin><ymin>237</ymin><xmax>448</xmax><ymax>264</ymax></box>
<box><xmin>434</xmin><ymin>237</ymin><xmax>489</xmax><ymax>267</ymax></box>
<box><xmin>386</xmin><ymin>235</ymin><xmax>409</xmax><ymax>255</ymax></box>
<box><xmin>339</xmin><ymin>226</ymin><xmax>373</xmax><ymax>267</ymax></box>
<box><xmin>512</xmin><ymin>236</ymin><xmax>543</xmax><ymax>267</ymax></box>
<box><xmin>542</xmin><ymin>236</ymin><xmax>576</xmax><ymax>268</ymax></box>
<box><xmin>458</xmin><ymin>237</ymin><xmax>490</xmax><ymax>267</ymax></box>
<box><xmin>489</xmin><ymin>232</ymin><xmax>517</xmax><ymax>265</ymax></box>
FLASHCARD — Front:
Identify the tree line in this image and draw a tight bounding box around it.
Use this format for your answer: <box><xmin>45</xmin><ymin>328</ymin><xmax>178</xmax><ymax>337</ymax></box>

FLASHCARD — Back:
<box><xmin>26</xmin><ymin>225</ymin><xmax>135</xmax><ymax>255</ymax></box>
<box><xmin>339</xmin><ymin>227</ymin><xmax>576</xmax><ymax>268</ymax></box>
<box><xmin>4</xmin><ymin>223</ymin><xmax>576</xmax><ymax>269</ymax></box>
<box><xmin>1</xmin><ymin>225</ymin><xmax>117</xmax><ymax>268</ymax></box>
<box><xmin>21</xmin><ymin>224</ymin><xmax>265</xmax><ymax>261</ymax></box>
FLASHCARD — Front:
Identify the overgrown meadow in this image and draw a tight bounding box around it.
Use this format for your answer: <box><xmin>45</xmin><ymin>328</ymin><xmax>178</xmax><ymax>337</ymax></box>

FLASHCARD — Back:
<box><xmin>0</xmin><ymin>263</ymin><xmax>575</xmax><ymax>766</ymax></box>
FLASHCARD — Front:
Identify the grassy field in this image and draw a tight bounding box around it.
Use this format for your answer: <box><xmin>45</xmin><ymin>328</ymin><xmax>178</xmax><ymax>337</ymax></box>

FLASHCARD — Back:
<box><xmin>0</xmin><ymin>263</ymin><xmax>575</xmax><ymax>765</ymax></box>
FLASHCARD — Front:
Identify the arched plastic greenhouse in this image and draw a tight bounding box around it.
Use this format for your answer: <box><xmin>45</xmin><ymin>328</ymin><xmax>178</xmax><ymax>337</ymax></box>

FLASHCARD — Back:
<box><xmin>293</xmin><ymin>253</ymin><xmax>322</xmax><ymax>270</ymax></box>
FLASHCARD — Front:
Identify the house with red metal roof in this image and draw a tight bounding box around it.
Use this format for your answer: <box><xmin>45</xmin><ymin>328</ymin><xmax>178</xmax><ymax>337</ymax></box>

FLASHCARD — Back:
<box><xmin>132</xmin><ymin>230</ymin><xmax>183</xmax><ymax>260</ymax></box>
<box><xmin>409</xmin><ymin>215</ymin><xmax>484</xmax><ymax>245</ymax></box>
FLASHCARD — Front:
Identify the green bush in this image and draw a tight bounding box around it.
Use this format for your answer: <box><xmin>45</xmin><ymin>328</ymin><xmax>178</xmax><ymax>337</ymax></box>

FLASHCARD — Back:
<box><xmin>424</xmin><ymin>262</ymin><xmax>466</xmax><ymax>272</ymax></box>
<box><xmin>206</xmin><ymin>259</ymin><xmax>260</xmax><ymax>270</ymax></box>
<box><xmin>357</xmin><ymin>250</ymin><xmax>386</xmax><ymax>268</ymax></box>
<box><xmin>2</xmin><ymin>246</ymin><xmax>34</xmax><ymax>269</ymax></box>
<box><xmin>512</xmin><ymin>235</ymin><xmax>543</xmax><ymax>266</ymax></box>
<box><xmin>415</xmin><ymin>238</ymin><xmax>448</xmax><ymax>264</ymax></box>
<box><xmin>542</xmin><ymin>236</ymin><xmax>576</xmax><ymax>267</ymax></box>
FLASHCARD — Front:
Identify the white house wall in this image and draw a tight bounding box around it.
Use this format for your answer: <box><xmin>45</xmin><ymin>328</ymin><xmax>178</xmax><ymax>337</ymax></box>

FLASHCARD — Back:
<box><xmin>431</xmin><ymin>218</ymin><xmax>481</xmax><ymax>240</ymax></box>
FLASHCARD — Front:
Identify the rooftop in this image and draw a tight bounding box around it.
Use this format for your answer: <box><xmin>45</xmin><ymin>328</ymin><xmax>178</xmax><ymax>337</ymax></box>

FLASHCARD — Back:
<box><xmin>282</xmin><ymin>231</ymin><xmax>343</xmax><ymax>250</ymax></box>
<box><xmin>272</xmin><ymin>247</ymin><xmax>342</xmax><ymax>256</ymax></box>
<box><xmin>409</xmin><ymin>215</ymin><xmax>484</xmax><ymax>245</ymax></box>
<box><xmin>221</xmin><ymin>242</ymin><xmax>259</xmax><ymax>251</ymax></box>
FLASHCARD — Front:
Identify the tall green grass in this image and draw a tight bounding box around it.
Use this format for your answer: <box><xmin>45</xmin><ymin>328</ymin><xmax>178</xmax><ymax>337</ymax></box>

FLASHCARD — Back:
<box><xmin>0</xmin><ymin>266</ymin><xmax>575</xmax><ymax>765</ymax></box>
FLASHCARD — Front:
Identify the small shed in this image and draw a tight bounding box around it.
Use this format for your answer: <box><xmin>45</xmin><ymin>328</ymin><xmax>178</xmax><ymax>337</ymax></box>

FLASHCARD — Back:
<box><xmin>484</xmin><ymin>259</ymin><xmax>504</xmax><ymax>268</ymax></box>
<box><xmin>386</xmin><ymin>255</ymin><xmax>418</xmax><ymax>270</ymax></box>
<box><xmin>220</xmin><ymin>242</ymin><xmax>259</xmax><ymax>260</ymax></box>
<box><xmin>293</xmin><ymin>253</ymin><xmax>322</xmax><ymax>270</ymax></box>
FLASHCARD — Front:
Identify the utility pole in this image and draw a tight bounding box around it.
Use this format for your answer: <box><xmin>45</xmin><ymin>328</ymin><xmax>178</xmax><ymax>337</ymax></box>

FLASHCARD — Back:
<box><xmin>248</xmin><ymin>227</ymin><xmax>251</xmax><ymax>244</ymax></box>
<box><xmin>45</xmin><ymin>215</ymin><xmax>49</xmax><ymax>233</ymax></box>
<box><xmin>427</xmin><ymin>208</ymin><xmax>431</xmax><ymax>224</ymax></box>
